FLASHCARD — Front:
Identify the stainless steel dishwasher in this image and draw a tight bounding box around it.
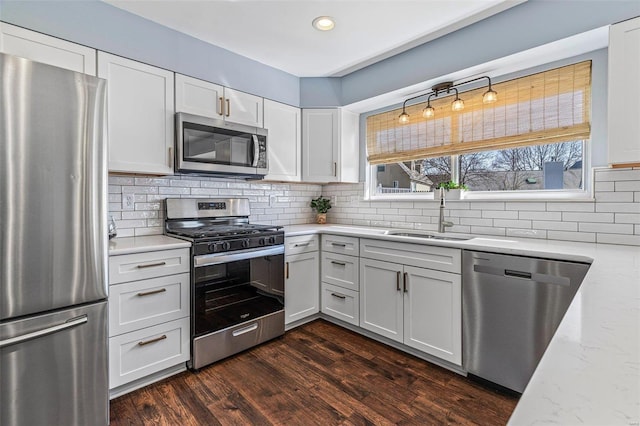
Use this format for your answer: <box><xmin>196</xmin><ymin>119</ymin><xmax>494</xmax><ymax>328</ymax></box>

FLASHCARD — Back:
<box><xmin>462</xmin><ymin>250</ymin><xmax>590</xmax><ymax>393</ymax></box>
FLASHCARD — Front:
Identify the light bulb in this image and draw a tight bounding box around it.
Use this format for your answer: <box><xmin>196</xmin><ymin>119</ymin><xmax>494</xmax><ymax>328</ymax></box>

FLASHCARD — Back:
<box><xmin>483</xmin><ymin>89</ymin><xmax>498</xmax><ymax>103</ymax></box>
<box><xmin>398</xmin><ymin>111</ymin><xmax>410</xmax><ymax>124</ymax></box>
<box><xmin>422</xmin><ymin>105</ymin><xmax>435</xmax><ymax>118</ymax></box>
<box><xmin>312</xmin><ymin>16</ymin><xmax>335</xmax><ymax>31</ymax></box>
<box><xmin>451</xmin><ymin>97</ymin><xmax>465</xmax><ymax>112</ymax></box>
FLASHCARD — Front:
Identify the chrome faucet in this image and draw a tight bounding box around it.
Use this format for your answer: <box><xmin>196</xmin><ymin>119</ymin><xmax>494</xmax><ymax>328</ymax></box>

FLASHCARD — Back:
<box><xmin>438</xmin><ymin>188</ymin><xmax>454</xmax><ymax>233</ymax></box>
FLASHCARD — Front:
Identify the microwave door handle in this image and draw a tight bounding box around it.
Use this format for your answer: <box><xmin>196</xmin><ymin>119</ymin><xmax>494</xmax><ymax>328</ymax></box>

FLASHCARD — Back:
<box><xmin>251</xmin><ymin>134</ymin><xmax>259</xmax><ymax>167</ymax></box>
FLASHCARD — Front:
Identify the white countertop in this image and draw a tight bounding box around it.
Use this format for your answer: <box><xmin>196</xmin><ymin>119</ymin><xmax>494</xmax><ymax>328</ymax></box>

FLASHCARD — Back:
<box><xmin>284</xmin><ymin>224</ymin><xmax>640</xmax><ymax>425</ymax></box>
<box><xmin>108</xmin><ymin>235</ymin><xmax>191</xmax><ymax>256</ymax></box>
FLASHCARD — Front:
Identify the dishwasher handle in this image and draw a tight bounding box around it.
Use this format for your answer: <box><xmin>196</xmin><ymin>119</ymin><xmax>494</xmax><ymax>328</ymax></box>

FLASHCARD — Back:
<box><xmin>473</xmin><ymin>264</ymin><xmax>570</xmax><ymax>286</ymax></box>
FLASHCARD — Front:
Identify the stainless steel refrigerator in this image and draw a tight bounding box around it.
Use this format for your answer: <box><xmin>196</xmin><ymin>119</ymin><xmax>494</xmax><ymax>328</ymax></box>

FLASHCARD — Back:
<box><xmin>0</xmin><ymin>53</ymin><xmax>109</xmax><ymax>425</ymax></box>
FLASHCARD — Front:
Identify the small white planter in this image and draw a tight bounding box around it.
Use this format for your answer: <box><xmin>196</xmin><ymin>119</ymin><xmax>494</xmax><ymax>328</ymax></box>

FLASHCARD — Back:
<box><xmin>444</xmin><ymin>189</ymin><xmax>466</xmax><ymax>200</ymax></box>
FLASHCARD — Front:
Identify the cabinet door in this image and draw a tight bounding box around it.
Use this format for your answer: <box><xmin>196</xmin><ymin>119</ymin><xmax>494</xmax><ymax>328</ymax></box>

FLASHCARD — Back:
<box><xmin>175</xmin><ymin>73</ymin><xmax>223</xmax><ymax>118</ymax></box>
<box><xmin>285</xmin><ymin>252</ymin><xmax>319</xmax><ymax>325</ymax></box>
<box><xmin>302</xmin><ymin>109</ymin><xmax>339</xmax><ymax>182</ymax></box>
<box><xmin>98</xmin><ymin>52</ymin><xmax>174</xmax><ymax>175</ymax></box>
<box><xmin>225</xmin><ymin>87</ymin><xmax>263</xmax><ymax>127</ymax></box>
<box><xmin>359</xmin><ymin>258</ymin><xmax>403</xmax><ymax>343</ymax></box>
<box><xmin>264</xmin><ymin>99</ymin><xmax>301</xmax><ymax>181</ymax></box>
<box><xmin>403</xmin><ymin>265</ymin><xmax>461</xmax><ymax>365</ymax></box>
<box><xmin>608</xmin><ymin>17</ymin><xmax>640</xmax><ymax>166</ymax></box>
<box><xmin>0</xmin><ymin>22</ymin><xmax>96</xmax><ymax>74</ymax></box>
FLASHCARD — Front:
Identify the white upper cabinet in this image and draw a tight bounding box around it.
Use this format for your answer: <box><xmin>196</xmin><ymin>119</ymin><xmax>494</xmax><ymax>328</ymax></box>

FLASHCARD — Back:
<box><xmin>98</xmin><ymin>52</ymin><xmax>175</xmax><ymax>175</ymax></box>
<box><xmin>302</xmin><ymin>108</ymin><xmax>360</xmax><ymax>183</ymax></box>
<box><xmin>264</xmin><ymin>99</ymin><xmax>301</xmax><ymax>181</ymax></box>
<box><xmin>224</xmin><ymin>87</ymin><xmax>263</xmax><ymax>128</ymax></box>
<box><xmin>0</xmin><ymin>22</ymin><xmax>96</xmax><ymax>75</ymax></box>
<box><xmin>608</xmin><ymin>16</ymin><xmax>640</xmax><ymax>167</ymax></box>
<box><xmin>175</xmin><ymin>73</ymin><xmax>263</xmax><ymax>127</ymax></box>
<box><xmin>175</xmin><ymin>73</ymin><xmax>223</xmax><ymax>118</ymax></box>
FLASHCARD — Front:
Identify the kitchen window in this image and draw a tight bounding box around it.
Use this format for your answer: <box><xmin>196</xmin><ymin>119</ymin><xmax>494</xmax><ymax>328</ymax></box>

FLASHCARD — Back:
<box><xmin>366</xmin><ymin>61</ymin><xmax>591</xmax><ymax>200</ymax></box>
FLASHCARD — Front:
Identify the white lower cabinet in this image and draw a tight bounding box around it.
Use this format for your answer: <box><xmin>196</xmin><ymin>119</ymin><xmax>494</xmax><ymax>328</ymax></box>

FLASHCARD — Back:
<box><xmin>108</xmin><ymin>247</ymin><xmax>190</xmax><ymax>394</ymax></box>
<box><xmin>109</xmin><ymin>317</ymin><xmax>190</xmax><ymax>389</ymax></box>
<box><xmin>285</xmin><ymin>235</ymin><xmax>320</xmax><ymax>325</ymax></box>
<box><xmin>321</xmin><ymin>282</ymin><xmax>359</xmax><ymax>326</ymax></box>
<box><xmin>360</xmin><ymin>240</ymin><xmax>462</xmax><ymax>366</ymax></box>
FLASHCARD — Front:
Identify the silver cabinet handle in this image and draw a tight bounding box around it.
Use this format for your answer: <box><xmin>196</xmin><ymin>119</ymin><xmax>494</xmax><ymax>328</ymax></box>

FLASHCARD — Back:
<box><xmin>285</xmin><ymin>262</ymin><xmax>289</xmax><ymax>279</ymax></box>
<box><xmin>293</xmin><ymin>242</ymin><xmax>310</xmax><ymax>247</ymax></box>
<box><xmin>137</xmin><ymin>288</ymin><xmax>167</xmax><ymax>297</ymax></box>
<box><xmin>403</xmin><ymin>272</ymin><xmax>408</xmax><ymax>293</ymax></box>
<box><xmin>331</xmin><ymin>242</ymin><xmax>346</xmax><ymax>247</ymax></box>
<box><xmin>136</xmin><ymin>261</ymin><xmax>166</xmax><ymax>269</ymax></box>
<box><xmin>168</xmin><ymin>146</ymin><xmax>173</xmax><ymax>168</ymax></box>
<box><xmin>232</xmin><ymin>323</ymin><xmax>258</xmax><ymax>337</ymax></box>
<box><xmin>334</xmin><ymin>162</ymin><xmax>337</xmax><ymax>177</ymax></box>
<box><xmin>0</xmin><ymin>315</ymin><xmax>88</xmax><ymax>348</ymax></box>
<box><xmin>396</xmin><ymin>271</ymin><xmax>401</xmax><ymax>292</ymax></box>
<box><xmin>218</xmin><ymin>97</ymin><xmax>224</xmax><ymax>116</ymax></box>
<box><xmin>138</xmin><ymin>334</ymin><xmax>167</xmax><ymax>346</ymax></box>
<box><xmin>331</xmin><ymin>293</ymin><xmax>346</xmax><ymax>299</ymax></box>
<box><xmin>226</xmin><ymin>98</ymin><xmax>230</xmax><ymax>117</ymax></box>
<box><xmin>331</xmin><ymin>261</ymin><xmax>346</xmax><ymax>266</ymax></box>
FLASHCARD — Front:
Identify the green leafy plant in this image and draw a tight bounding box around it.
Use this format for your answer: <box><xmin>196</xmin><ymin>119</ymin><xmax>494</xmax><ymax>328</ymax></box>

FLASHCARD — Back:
<box><xmin>437</xmin><ymin>181</ymin><xmax>468</xmax><ymax>191</ymax></box>
<box><xmin>310</xmin><ymin>196</ymin><xmax>332</xmax><ymax>213</ymax></box>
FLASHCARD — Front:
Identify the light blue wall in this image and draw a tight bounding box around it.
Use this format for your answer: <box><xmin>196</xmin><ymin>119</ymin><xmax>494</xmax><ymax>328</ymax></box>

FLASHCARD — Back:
<box><xmin>301</xmin><ymin>0</ymin><xmax>640</xmax><ymax>107</ymax></box>
<box><xmin>0</xmin><ymin>0</ymin><xmax>300</xmax><ymax>106</ymax></box>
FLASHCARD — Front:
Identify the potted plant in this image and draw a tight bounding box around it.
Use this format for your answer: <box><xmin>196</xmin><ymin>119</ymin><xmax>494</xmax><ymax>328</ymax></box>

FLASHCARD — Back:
<box><xmin>310</xmin><ymin>196</ymin><xmax>332</xmax><ymax>224</ymax></box>
<box><xmin>437</xmin><ymin>181</ymin><xmax>468</xmax><ymax>200</ymax></box>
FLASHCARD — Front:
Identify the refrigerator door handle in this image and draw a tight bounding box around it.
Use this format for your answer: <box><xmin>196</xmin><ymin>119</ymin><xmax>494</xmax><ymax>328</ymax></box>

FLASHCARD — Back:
<box><xmin>0</xmin><ymin>315</ymin><xmax>88</xmax><ymax>348</ymax></box>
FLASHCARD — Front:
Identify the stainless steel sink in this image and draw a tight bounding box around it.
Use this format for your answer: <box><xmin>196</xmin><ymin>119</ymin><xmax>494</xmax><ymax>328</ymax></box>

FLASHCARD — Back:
<box><xmin>384</xmin><ymin>230</ymin><xmax>472</xmax><ymax>241</ymax></box>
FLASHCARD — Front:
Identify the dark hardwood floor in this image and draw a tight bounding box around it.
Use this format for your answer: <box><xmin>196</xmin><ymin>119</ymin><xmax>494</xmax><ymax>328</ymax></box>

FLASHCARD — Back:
<box><xmin>110</xmin><ymin>320</ymin><xmax>518</xmax><ymax>425</ymax></box>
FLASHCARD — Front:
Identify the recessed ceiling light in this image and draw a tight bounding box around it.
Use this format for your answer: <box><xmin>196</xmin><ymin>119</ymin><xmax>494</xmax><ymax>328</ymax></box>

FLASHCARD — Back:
<box><xmin>312</xmin><ymin>16</ymin><xmax>335</xmax><ymax>31</ymax></box>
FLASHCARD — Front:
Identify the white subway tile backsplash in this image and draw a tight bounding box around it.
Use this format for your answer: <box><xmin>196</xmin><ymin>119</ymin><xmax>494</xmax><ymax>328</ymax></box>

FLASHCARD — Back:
<box><xmin>547</xmin><ymin>231</ymin><xmax>596</xmax><ymax>243</ymax></box>
<box><xmin>562</xmin><ymin>212</ymin><xmax>615</xmax><ymax>223</ymax></box>
<box><xmin>110</xmin><ymin>169</ymin><xmax>639</xmax><ymax>246</ymax></box>
<box><xmin>578</xmin><ymin>223</ymin><xmax>634</xmax><ymax>234</ymax></box>
<box><xmin>482</xmin><ymin>210</ymin><xmax>519</xmax><ymax>219</ymax></box>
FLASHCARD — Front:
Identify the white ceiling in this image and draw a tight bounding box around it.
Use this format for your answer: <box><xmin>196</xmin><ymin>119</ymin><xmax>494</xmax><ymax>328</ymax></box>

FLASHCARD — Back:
<box><xmin>104</xmin><ymin>0</ymin><xmax>525</xmax><ymax>77</ymax></box>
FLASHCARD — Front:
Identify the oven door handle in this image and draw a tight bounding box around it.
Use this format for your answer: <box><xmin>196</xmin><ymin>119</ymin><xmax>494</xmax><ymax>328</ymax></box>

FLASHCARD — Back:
<box><xmin>194</xmin><ymin>246</ymin><xmax>284</xmax><ymax>266</ymax></box>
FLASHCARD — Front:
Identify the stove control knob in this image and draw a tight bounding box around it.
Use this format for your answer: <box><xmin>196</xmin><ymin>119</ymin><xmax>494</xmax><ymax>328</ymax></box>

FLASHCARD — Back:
<box><xmin>207</xmin><ymin>243</ymin><xmax>217</xmax><ymax>253</ymax></box>
<box><xmin>241</xmin><ymin>239</ymin><xmax>250</xmax><ymax>248</ymax></box>
<box><xmin>258</xmin><ymin>237</ymin><xmax>266</xmax><ymax>246</ymax></box>
<box><xmin>221</xmin><ymin>241</ymin><xmax>231</xmax><ymax>251</ymax></box>
<box><xmin>268</xmin><ymin>236</ymin><xmax>276</xmax><ymax>245</ymax></box>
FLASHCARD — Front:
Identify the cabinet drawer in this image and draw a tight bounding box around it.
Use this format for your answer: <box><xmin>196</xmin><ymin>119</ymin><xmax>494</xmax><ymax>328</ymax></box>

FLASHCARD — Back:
<box><xmin>322</xmin><ymin>234</ymin><xmax>359</xmax><ymax>256</ymax></box>
<box><xmin>109</xmin><ymin>317</ymin><xmax>189</xmax><ymax>389</ymax></box>
<box><xmin>321</xmin><ymin>252</ymin><xmax>359</xmax><ymax>291</ymax></box>
<box><xmin>360</xmin><ymin>238</ymin><xmax>461</xmax><ymax>274</ymax></box>
<box><xmin>285</xmin><ymin>234</ymin><xmax>319</xmax><ymax>255</ymax></box>
<box><xmin>109</xmin><ymin>248</ymin><xmax>190</xmax><ymax>284</ymax></box>
<box><xmin>321</xmin><ymin>283</ymin><xmax>359</xmax><ymax>326</ymax></box>
<box><xmin>109</xmin><ymin>273</ymin><xmax>190</xmax><ymax>337</ymax></box>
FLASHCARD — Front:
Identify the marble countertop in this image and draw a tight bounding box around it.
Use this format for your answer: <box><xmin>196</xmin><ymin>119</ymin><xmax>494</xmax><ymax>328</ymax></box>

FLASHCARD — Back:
<box><xmin>284</xmin><ymin>224</ymin><xmax>640</xmax><ymax>425</ymax></box>
<box><xmin>108</xmin><ymin>235</ymin><xmax>191</xmax><ymax>256</ymax></box>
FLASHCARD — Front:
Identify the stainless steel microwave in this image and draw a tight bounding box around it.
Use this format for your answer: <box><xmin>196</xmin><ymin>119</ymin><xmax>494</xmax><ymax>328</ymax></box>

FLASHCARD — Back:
<box><xmin>175</xmin><ymin>112</ymin><xmax>268</xmax><ymax>178</ymax></box>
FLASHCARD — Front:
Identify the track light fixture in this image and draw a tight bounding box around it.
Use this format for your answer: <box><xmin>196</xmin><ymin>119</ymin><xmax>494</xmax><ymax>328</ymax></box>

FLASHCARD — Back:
<box><xmin>398</xmin><ymin>75</ymin><xmax>497</xmax><ymax>123</ymax></box>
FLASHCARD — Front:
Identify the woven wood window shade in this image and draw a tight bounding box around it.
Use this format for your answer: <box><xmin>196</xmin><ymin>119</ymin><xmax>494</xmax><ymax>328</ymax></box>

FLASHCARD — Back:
<box><xmin>366</xmin><ymin>61</ymin><xmax>591</xmax><ymax>165</ymax></box>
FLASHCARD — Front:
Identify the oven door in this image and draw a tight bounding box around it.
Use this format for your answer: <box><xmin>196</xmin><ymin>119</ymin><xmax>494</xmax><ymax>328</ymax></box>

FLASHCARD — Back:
<box><xmin>176</xmin><ymin>112</ymin><xmax>267</xmax><ymax>176</ymax></box>
<box><xmin>193</xmin><ymin>246</ymin><xmax>284</xmax><ymax>337</ymax></box>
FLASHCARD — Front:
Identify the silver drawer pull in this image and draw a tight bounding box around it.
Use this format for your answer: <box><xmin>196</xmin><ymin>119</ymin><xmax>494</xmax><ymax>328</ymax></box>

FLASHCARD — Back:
<box><xmin>331</xmin><ymin>243</ymin><xmax>346</xmax><ymax>247</ymax></box>
<box><xmin>232</xmin><ymin>323</ymin><xmax>258</xmax><ymax>337</ymax></box>
<box><xmin>331</xmin><ymin>293</ymin><xmax>346</xmax><ymax>299</ymax></box>
<box><xmin>331</xmin><ymin>261</ymin><xmax>346</xmax><ymax>266</ymax></box>
<box><xmin>136</xmin><ymin>261</ymin><xmax>167</xmax><ymax>269</ymax></box>
<box><xmin>138</xmin><ymin>334</ymin><xmax>167</xmax><ymax>346</ymax></box>
<box><xmin>137</xmin><ymin>288</ymin><xmax>167</xmax><ymax>297</ymax></box>
<box><xmin>293</xmin><ymin>243</ymin><xmax>310</xmax><ymax>247</ymax></box>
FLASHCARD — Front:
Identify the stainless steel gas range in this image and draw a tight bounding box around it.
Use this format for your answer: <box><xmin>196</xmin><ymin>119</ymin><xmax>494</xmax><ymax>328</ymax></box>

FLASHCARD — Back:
<box><xmin>164</xmin><ymin>198</ymin><xmax>284</xmax><ymax>370</ymax></box>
